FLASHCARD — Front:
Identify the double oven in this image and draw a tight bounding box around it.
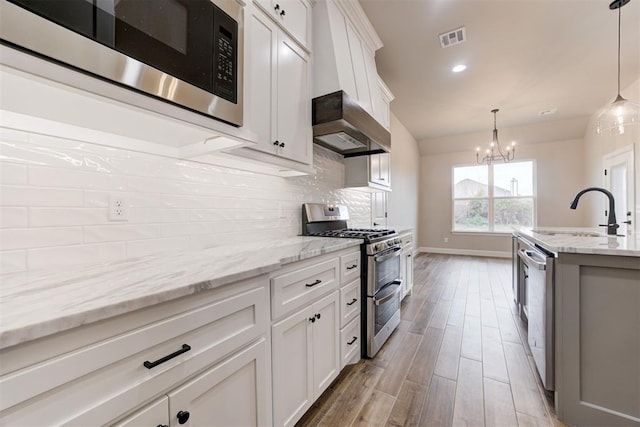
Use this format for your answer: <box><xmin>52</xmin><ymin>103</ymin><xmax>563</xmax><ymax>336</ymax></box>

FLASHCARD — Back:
<box><xmin>302</xmin><ymin>203</ymin><xmax>402</xmax><ymax>358</ymax></box>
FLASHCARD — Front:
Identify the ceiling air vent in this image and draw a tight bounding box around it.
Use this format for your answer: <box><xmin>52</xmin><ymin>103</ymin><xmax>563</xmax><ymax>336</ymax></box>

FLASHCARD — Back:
<box><xmin>439</xmin><ymin>27</ymin><xmax>466</xmax><ymax>48</ymax></box>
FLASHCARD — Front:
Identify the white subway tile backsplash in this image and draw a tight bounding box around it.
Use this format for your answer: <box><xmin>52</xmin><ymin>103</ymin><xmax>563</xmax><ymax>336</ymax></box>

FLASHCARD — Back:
<box><xmin>0</xmin><ymin>227</ymin><xmax>83</xmax><ymax>250</ymax></box>
<box><xmin>0</xmin><ymin>207</ymin><xmax>28</xmax><ymax>228</ymax></box>
<box><xmin>27</xmin><ymin>242</ymin><xmax>126</xmax><ymax>270</ymax></box>
<box><xmin>0</xmin><ymin>185</ymin><xmax>84</xmax><ymax>207</ymax></box>
<box><xmin>28</xmin><ymin>166</ymin><xmax>126</xmax><ymax>190</ymax></box>
<box><xmin>0</xmin><ymin>250</ymin><xmax>27</xmax><ymax>274</ymax></box>
<box><xmin>29</xmin><ymin>208</ymin><xmax>108</xmax><ymax>227</ymax></box>
<box><xmin>0</xmin><ymin>131</ymin><xmax>371</xmax><ymax>273</ymax></box>
<box><xmin>0</xmin><ymin>162</ymin><xmax>28</xmax><ymax>184</ymax></box>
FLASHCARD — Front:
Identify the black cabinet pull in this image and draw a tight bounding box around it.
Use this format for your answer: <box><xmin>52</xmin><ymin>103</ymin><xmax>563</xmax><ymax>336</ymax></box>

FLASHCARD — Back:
<box><xmin>280</xmin><ymin>9</ymin><xmax>286</xmax><ymax>16</ymax></box>
<box><xmin>315</xmin><ymin>313</ymin><xmax>321</xmax><ymax>320</ymax></box>
<box><xmin>158</xmin><ymin>425</ymin><xmax>169</xmax><ymax>427</ymax></box>
<box><xmin>347</xmin><ymin>336</ymin><xmax>357</xmax><ymax>345</ymax></box>
<box><xmin>309</xmin><ymin>316</ymin><xmax>316</xmax><ymax>323</ymax></box>
<box><xmin>279</xmin><ymin>142</ymin><xmax>285</xmax><ymax>148</ymax></box>
<box><xmin>177</xmin><ymin>411</ymin><xmax>190</xmax><ymax>424</ymax></box>
<box><xmin>305</xmin><ymin>279</ymin><xmax>322</xmax><ymax>287</ymax></box>
<box><xmin>346</xmin><ymin>264</ymin><xmax>357</xmax><ymax>270</ymax></box>
<box><xmin>347</xmin><ymin>298</ymin><xmax>357</xmax><ymax>306</ymax></box>
<box><xmin>274</xmin><ymin>3</ymin><xmax>280</xmax><ymax>10</ymax></box>
<box><xmin>143</xmin><ymin>344</ymin><xmax>191</xmax><ymax>369</ymax></box>
<box><xmin>273</xmin><ymin>140</ymin><xmax>280</xmax><ymax>146</ymax></box>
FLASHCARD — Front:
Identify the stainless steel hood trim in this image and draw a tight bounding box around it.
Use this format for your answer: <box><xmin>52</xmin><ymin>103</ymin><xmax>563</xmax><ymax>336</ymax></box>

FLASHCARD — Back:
<box><xmin>0</xmin><ymin>0</ymin><xmax>244</xmax><ymax>127</ymax></box>
<box><xmin>312</xmin><ymin>91</ymin><xmax>390</xmax><ymax>157</ymax></box>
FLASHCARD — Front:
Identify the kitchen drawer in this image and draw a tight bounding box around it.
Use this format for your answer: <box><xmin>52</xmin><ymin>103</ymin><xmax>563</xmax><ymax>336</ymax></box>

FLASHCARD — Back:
<box><xmin>0</xmin><ymin>280</ymin><xmax>268</xmax><ymax>426</ymax></box>
<box><xmin>339</xmin><ymin>278</ymin><xmax>360</xmax><ymax>327</ymax></box>
<box><xmin>340</xmin><ymin>251</ymin><xmax>361</xmax><ymax>284</ymax></box>
<box><xmin>271</xmin><ymin>257</ymin><xmax>339</xmax><ymax>320</ymax></box>
<box><xmin>340</xmin><ymin>316</ymin><xmax>361</xmax><ymax>369</ymax></box>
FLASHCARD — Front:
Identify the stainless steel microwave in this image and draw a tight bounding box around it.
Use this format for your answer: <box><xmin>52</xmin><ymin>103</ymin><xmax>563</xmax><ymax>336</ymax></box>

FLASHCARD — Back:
<box><xmin>0</xmin><ymin>0</ymin><xmax>243</xmax><ymax>127</ymax></box>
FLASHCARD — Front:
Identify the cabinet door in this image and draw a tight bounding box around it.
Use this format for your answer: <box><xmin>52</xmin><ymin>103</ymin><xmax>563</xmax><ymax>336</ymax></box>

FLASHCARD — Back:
<box><xmin>272</xmin><ymin>305</ymin><xmax>314</xmax><ymax>427</ymax></box>
<box><xmin>400</xmin><ymin>252</ymin><xmax>407</xmax><ymax>298</ymax></box>
<box><xmin>311</xmin><ymin>291</ymin><xmax>340</xmax><ymax>398</ymax></box>
<box><xmin>112</xmin><ymin>397</ymin><xmax>169</xmax><ymax>427</ymax></box>
<box><xmin>247</xmin><ymin>7</ymin><xmax>278</xmax><ymax>155</ymax></box>
<box><xmin>404</xmin><ymin>252</ymin><xmax>413</xmax><ymax>297</ymax></box>
<box><xmin>370</xmin><ymin>153</ymin><xmax>390</xmax><ymax>187</ymax></box>
<box><xmin>277</xmin><ymin>0</ymin><xmax>309</xmax><ymax>49</ymax></box>
<box><xmin>167</xmin><ymin>338</ymin><xmax>271</xmax><ymax>427</ymax></box>
<box><xmin>372</xmin><ymin>192</ymin><xmax>387</xmax><ymax>228</ymax></box>
<box><xmin>276</xmin><ymin>31</ymin><xmax>311</xmax><ymax>164</ymax></box>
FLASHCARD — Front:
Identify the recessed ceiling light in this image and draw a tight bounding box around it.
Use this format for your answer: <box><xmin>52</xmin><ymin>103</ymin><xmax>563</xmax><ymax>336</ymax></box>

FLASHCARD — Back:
<box><xmin>452</xmin><ymin>64</ymin><xmax>467</xmax><ymax>73</ymax></box>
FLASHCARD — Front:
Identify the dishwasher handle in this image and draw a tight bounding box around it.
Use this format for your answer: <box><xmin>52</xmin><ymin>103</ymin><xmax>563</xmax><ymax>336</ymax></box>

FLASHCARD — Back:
<box><xmin>518</xmin><ymin>249</ymin><xmax>547</xmax><ymax>270</ymax></box>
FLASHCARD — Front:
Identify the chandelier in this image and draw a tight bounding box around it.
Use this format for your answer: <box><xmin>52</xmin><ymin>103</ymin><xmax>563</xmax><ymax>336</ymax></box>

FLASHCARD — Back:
<box><xmin>476</xmin><ymin>109</ymin><xmax>515</xmax><ymax>165</ymax></box>
<box><xmin>596</xmin><ymin>0</ymin><xmax>639</xmax><ymax>136</ymax></box>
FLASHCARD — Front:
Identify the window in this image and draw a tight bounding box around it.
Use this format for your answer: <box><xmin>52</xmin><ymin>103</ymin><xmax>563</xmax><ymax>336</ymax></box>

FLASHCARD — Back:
<box><xmin>453</xmin><ymin>161</ymin><xmax>535</xmax><ymax>232</ymax></box>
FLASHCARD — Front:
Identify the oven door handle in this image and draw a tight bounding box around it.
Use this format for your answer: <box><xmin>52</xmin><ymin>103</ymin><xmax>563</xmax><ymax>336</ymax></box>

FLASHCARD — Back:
<box><xmin>374</xmin><ymin>246</ymin><xmax>402</xmax><ymax>262</ymax></box>
<box><xmin>373</xmin><ymin>280</ymin><xmax>402</xmax><ymax>306</ymax></box>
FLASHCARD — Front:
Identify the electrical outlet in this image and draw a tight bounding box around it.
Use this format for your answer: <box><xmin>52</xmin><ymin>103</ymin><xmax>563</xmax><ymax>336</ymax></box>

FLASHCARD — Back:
<box><xmin>109</xmin><ymin>194</ymin><xmax>128</xmax><ymax>221</ymax></box>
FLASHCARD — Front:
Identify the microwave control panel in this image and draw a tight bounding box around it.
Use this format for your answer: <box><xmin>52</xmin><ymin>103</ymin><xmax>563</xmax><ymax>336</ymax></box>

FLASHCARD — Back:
<box><xmin>213</xmin><ymin>5</ymin><xmax>238</xmax><ymax>104</ymax></box>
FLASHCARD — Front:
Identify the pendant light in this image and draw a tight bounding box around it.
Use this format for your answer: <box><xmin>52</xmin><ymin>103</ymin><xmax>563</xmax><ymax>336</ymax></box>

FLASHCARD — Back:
<box><xmin>476</xmin><ymin>109</ymin><xmax>516</xmax><ymax>165</ymax></box>
<box><xmin>596</xmin><ymin>0</ymin><xmax>640</xmax><ymax>136</ymax></box>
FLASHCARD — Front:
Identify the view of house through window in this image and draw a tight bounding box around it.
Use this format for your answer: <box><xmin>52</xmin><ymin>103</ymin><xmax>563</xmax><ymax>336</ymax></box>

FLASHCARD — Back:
<box><xmin>453</xmin><ymin>161</ymin><xmax>535</xmax><ymax>232</ymax></box>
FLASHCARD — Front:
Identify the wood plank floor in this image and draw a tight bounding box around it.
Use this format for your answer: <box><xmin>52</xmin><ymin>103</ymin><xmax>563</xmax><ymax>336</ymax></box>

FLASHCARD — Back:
<box><xmin>296</xmin><ymin>254</ymin><xmax>567</xmax><ymax>427</ymax></box>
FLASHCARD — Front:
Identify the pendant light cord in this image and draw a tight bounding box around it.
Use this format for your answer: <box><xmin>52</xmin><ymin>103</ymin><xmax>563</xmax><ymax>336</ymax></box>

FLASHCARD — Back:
<box><xmin>617</xmin><ymin>5</ymin><xmax>621</xmax><ymax>95</ymax></box>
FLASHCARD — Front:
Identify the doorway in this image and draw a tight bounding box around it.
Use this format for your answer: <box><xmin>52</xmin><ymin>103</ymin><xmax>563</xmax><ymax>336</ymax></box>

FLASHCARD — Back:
<box><xmin>603</xmin><ymin>146</ymin><xmax>635</xmax><ymax>236</ymax></box>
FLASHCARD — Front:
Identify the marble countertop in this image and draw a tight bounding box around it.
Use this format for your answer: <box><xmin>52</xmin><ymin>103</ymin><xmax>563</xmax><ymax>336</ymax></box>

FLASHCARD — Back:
<box><xmin>513</xmin><ymin>227</ymin><xmax>640</xmax><ymax>257</ymax></box>
<box><xmin>0</xmin><ymin>236</ymin><xmax>362</xmax><ymax>350</ymax></box>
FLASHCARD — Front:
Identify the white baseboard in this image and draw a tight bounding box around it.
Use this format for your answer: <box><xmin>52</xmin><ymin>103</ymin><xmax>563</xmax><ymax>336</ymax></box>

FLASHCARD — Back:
<box><xmin>417</xmin><ymin>247</ymin><xmax>511</xmax><ymax>259</ymax></box>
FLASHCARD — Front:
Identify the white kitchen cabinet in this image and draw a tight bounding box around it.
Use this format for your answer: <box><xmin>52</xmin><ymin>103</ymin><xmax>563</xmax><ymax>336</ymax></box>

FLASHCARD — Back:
<box><xmin>340</xmin><ymin>316</ymin><xmax>361</xmax><ymax>369</ymax></box>
<box><xmin>112</xmin><ymin>397</ymin><xmax>169</xmax><ymax>427</ymax></box>
<box><xmin>0</xmin><ymin>276</ymin><xmax>271</xmax><ymax>426</ymax></box>
<box><xmin>372</xmin><ymin>192</ymin><xmax>387</xmax><ymax>228</ymax></box>
<box><xmin>373</xmin><ymin>76</ymin><xmax>394</xmax><ymax>130</ymax></box>
<box><xmin>244</xmin><ymin>5</ymin><xmax>312</xmax><ymax>167</ymax></box>
<box><xmin>167</xmin><ymin>338</ymin><xmax>271</xmax><ymax>427</ymax></box>
<box><xmin>272</xmin><ymin>291</ymin><xmax>340</xmax><ymax>427</ymax></box>
<box><xmin>399</xmin><ymin>232</ymin><xmax>414</xmax><ymax>299</ymax></box>
<box><xmin>254</xmin><ymin>0</ymin><xmax>311</xmax><ymax>50</ymax></box>
<box><xmin>344</xmin><ymin>152</ymin><xmax>391</xmax><ymax>192</ymax></box>
<box><xmin>345</xmin><ymin>21</ymin><xmax>373</xmax><ymax>114</ymax></box>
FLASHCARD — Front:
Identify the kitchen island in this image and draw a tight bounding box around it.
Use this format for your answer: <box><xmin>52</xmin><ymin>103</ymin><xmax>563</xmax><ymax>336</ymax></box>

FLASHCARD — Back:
<box><xmin>513</xmin><ymin>227</ymin><xmax>640</xmax><ymax>427</ymax></box>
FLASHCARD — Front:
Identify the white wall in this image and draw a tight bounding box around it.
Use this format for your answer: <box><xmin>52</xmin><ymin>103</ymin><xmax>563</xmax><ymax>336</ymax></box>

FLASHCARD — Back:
<box><xmin>387</xmin><ymin>113</ymin><xmax>420</xmax><ymax>234</ymax></box>
<box><xmin>0</xmin><ymin>128</ymin><xmax>372</xmax><ymax>274</ymax></box>
<box><xmin>582</xmin><ymin>78</ymin><xmax>640</xmax><ymax>232</ymax></box>
<box><xmin>419</xmin><ymin>138</ymin><xmax>586</xmax><ymax>255</ymax></box>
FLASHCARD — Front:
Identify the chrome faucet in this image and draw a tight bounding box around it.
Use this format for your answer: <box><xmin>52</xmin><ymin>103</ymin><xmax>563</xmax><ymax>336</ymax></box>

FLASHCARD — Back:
<box><xmin>569</xmin><ymin>187</ymin><xmax>619</xmax><ymax>236</ymax></box>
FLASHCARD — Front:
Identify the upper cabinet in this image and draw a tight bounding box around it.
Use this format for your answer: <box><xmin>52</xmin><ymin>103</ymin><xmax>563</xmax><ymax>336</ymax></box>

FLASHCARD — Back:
<box><xmin>312</xmin><ymin>0</ymin><xmax>392</xmax><ymax>129</ymax></box>
<box><xmin>343</xmin><ymin>153</ymin><xmax>391</xmax><ymax>192</ymax></box>
<box><xmin>224</xmin><ymin>0</ymin><xmax>313</xmax><ymax>175</ymax></box>
<box><xmin>254</xmin><ymin>0</ymin><xmax>312</xmax><ymax>50</ymax></box>
<box><xmin>373</xmin><ymin>76</ymin><xmax>394</xmax><ymax>130</ymax></box>
<box><xmin>244</xmin><ymin>6</ymin><xmax>312</xmax><ymax>165</ymax></box>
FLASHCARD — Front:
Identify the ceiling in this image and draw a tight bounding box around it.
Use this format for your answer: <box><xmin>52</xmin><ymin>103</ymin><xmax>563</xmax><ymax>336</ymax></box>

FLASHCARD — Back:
<box><xmin>358</xmin><ymin>0</ymin><xmax>640</xmax><ymax>153</ymax></box>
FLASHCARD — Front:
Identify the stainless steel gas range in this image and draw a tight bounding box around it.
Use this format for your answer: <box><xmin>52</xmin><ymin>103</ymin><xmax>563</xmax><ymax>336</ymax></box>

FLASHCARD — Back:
<box><xmin>302</xmin><ymin>203</ymin><xmax>402</xmax><ymax>358</ymax></box>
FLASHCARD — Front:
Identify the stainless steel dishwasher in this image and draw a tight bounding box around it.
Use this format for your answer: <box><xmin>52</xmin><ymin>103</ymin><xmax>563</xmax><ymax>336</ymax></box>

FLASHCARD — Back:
<box><xmin>517</xmin><ymin>237</ymin><xmax>555</xmax><ymax>391</ymax></box>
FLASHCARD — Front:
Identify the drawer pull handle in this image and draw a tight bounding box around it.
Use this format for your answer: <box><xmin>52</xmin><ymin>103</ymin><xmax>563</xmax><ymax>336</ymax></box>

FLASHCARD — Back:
<box><xmin>143</xmin><ymin>344</ymin><xmax>191</xmax><ymax>369</ymax></box>
<box><xmin>347</xmin><ymin>298</ymin><xmax>358</xmax><ymax>306</ymax></box>
<box><xmin>158</xmin><ymin>425</ymin><xmax>169</xmax><ymax>427</ymax></box>
<box><xmin>346</xmin><ymin>264</ymin><xmax>358</xmax><ymax>270</ymax></box>
<box><xmin>309</xmin><ymin>316</ymin><xmax>316</xmax><ymax>323</ymax></box>
<box><xmin>316</xmin><ymin>313</ymin><xmax>321</xmax><ymax>320</ymax></box>
<box><xmin>347</xmin><ymin>336</ymin><xmax>358</xmax><ymax>345</ymax></box>
<box><xmin>305</xmin><ymin>279</ymin><xmax>322</xmax><ymax>287</ymax></box>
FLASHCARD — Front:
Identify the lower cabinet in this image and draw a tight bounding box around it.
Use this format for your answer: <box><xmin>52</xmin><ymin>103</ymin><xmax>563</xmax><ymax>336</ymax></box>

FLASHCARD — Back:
<box><xmin>114</xmin><ymin>339</ymin><xmax>270</xmax><ymax>427</ymax></box>
<box><xmin>0</xmin><ymin>276</ymin><xmax>272</xmax><ymax>426</ymax></box>
<box><xmin>272</xmin><ymin>291</ymin><xmax>340</xmax><ymax>427</ymax></box>
<box><xmin>400</xmin><ymin>233</ymin><xmax>414</xmax><ymax>299</ymax></box>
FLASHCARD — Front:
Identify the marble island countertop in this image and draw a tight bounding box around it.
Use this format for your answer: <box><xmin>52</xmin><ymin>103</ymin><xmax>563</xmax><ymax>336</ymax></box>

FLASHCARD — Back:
<box><xmin>513</xmin><ymin>226</ymin><xmax>640</xmax><ymax>257</ymax></box>
<box><xmin>0</xmin><ymin>236</ymin><xmax>362</xmax><ymax>350</ymax></box>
